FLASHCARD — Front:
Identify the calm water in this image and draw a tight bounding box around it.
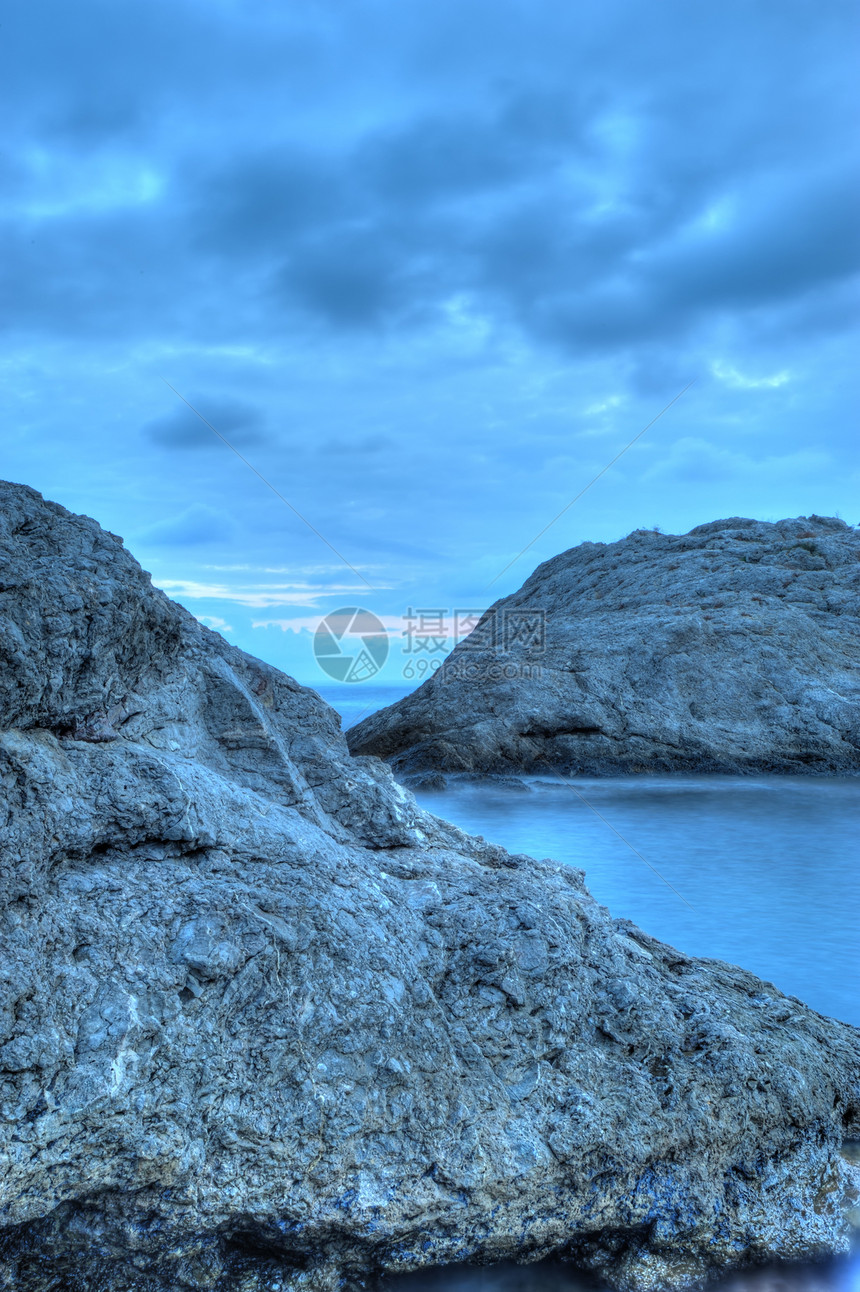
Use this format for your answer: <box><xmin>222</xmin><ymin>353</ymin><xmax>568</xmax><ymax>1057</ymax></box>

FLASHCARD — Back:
<box><xmin>313</xmin><ymin>681</ymin><xmax>416</xmax><ymax>731</ymax></box>
<box><xmin>381</xmin><ymin>1256</ymin><xmax>860</xmax><ymax>1292</ymax></box>
<box><xmin>320</xmin><ymin>684</ymin><xmax>860</xmax><ymax>1291</ymax></box>
<box><xmin>317</xmin><ymin>682</ymin><xmax>859</xmax><ymax>1027</ymax></box>
<box><xmin>412</xmin><ymin>775</ymin><xmax>860</xmax><ymax>1027</ymax></box>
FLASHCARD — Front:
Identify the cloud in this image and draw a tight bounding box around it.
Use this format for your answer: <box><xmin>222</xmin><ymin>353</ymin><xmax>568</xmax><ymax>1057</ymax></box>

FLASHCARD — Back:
<box><xmin>712</xmin><ymin>362</ymin><xmax>791</xmax><ymax>390</ymax></box>
<box><xmin>156</xmin><ymin>579</ymin><xmax>378</xmax><ymax>608</ymax></box>
<box><xmin>199</xmin><ymin>563</ymin><xmax>392</xmax><ymax>576</ymax></box>
<box><xmin>253</xmin><ymin>614</ymin><xmax>406</xmax><ymax>634</ymax></box>
<box><xmin>643</xmin><ymin>438</ymin><xmax>834</xmax><ymax>486</ymax></box>
<box><xmin>3</xmin><ymin>0</ymin><xmax>858</xmax><ymax>362</ymax></box>
<box><xmin>143</xmin><ymin>397</ymin><xmax>266</xmax><ymax>451</ymax></box>
<box><xmin>279</xmin><ymin>227</ymin><xmax>418</xmax><ymax>330</ymax></box>
<box><xmin>198</xmin><ymin>144</ymin><xmax>345</xmax><ymax>241</ymax></box>
<box><xmin>647</xmin><ymin>170</ymin><xmax>860</xmax><ymax>317</ymax></box>
<box><xmin>137</xmin><ymin>503</ymin><xmax>237</xmax><ymax>546</ymax></box>
<box><xmin>195</xmin><ymin>614</ymin><xmax>233</xmax><ymax>633</ymax></box>
<box><xmin>4</xmin><ymin>0</ymin><xmax>859</xmax><ymax>648</ymax></box>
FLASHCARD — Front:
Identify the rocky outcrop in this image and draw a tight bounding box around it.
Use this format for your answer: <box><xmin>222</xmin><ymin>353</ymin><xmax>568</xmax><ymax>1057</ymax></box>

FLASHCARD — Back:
<box><xmin>348</xmin><ymin>517</ymin><xmax>860</xmax><ymax>779</ymax></box>
<box><xmin>0</xmin><ymin>482</ymin><xmax>858</xmax><ymax>1292</ymax></box>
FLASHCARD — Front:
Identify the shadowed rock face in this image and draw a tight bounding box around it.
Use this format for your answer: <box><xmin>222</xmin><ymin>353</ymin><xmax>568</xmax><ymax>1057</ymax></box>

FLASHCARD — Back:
<box><xmin>347</xmin><ymin>517</ymin><xmax>860</xmax><ymax>779</ymax></box>
<box><xmin>0</xmin><ymin>481</ymin><xmax>858</xmax><ymax>1292</ymax></box>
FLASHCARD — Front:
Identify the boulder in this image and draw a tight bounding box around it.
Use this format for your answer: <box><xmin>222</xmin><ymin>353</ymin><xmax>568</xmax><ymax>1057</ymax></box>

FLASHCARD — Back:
<box><xmin>0</xmin><ymin>482</ymin><xmax>858</xmax><ymax>1291</ymax></box>
<box><xmin>348</xmin><ymin>517</ymin><xmax>860</xmax><ymax>778</ymax></box>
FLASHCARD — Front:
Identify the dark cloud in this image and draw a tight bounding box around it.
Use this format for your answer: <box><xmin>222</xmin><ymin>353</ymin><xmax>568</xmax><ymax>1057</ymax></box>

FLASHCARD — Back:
<box><xmin>143</xmin><ymin>398</ymin><xmax>266</xmax><ymax>451</ymax></box>
<box><xmin>3</xmin><ymin>0</ymin><xmax>857</xmax><ymax>359</ymax></box>
<box><xmin>654</xmin><ymin>173</ymin><xmax>860</xmax><ymax>313</ymax></box>
<box><xmin>357</xmin><ymin>95</ymin><xmax>582</xmax><ymax>209</ymax></box>
<box><xmin>4</xmin><ymin>0</ymin><xmax>859</xmax><ymax>633</ymax></box>
<box><xmin>197</xmin><ymin>149</ymin><xmax>346</xmax><ymax>252</ymax></box>
<box><xmin>280</xmin><ymin>228</ymin><xmax>415</xmax><ymax>330</ymax></box>
<box><xmin>188</xmin><ymin>100</ymin><xmax>857</xmax><ymax>356</ymax></box>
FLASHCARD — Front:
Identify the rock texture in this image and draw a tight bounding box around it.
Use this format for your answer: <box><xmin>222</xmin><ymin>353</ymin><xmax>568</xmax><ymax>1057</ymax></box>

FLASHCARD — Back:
<box><xmin>348</xmin><ymin>517</ymin><xmax>860</xmax><ymax>779</ymax></box>
<box><xmin>0</xmin><ymin>482</ymin><xmax>858</xmax><ymax>1292</ymax></box>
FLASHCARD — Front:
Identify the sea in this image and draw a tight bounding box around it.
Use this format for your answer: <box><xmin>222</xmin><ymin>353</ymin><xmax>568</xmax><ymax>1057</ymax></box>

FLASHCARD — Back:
<box><xmin>315</xmin><ymin>683</ymin><xmax>860</xmax><ymax>1028</ymax></box>
<box><xmin>313</xmin><ymin>682</ymin><xmax>860</xmax><ymax>1292</ymax></box>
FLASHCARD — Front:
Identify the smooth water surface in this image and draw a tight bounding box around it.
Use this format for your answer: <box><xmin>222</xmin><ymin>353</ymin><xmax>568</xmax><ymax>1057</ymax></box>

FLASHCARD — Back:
<box><xmin>412</xmin><ymin>775</ymin><xmax>860</xmax><ymax>1027</ymax></box>
<box><xmin>312</xmin><ymin>682</ymin><xmax>415</xmax><ymax>731</ymax></box>
<box><xmin>381</xmin><ymin>1255</ymin><xmax>860</xmax><ymax>1292</ymax></box>
<box><xmin>319</xmin><ymin>683</ymin><xmax>859</xmax><ymax>1026</ymax></box>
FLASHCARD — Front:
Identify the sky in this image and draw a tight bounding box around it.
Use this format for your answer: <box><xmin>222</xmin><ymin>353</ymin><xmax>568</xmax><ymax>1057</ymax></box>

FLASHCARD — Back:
<box><xmin>3</xmin><ymin>0</ymin><xmax>858</xmax><ymax>686</ymax></box>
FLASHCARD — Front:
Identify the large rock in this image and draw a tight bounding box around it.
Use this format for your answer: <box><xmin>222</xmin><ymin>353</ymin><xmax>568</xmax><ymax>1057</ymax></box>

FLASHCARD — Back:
<box><xmin>0</xmin><ymin>481</ymin><xmax>858</xmax><ymax>1292</ymax></box>
<box><xmin>348</xmin><ymin>517</ymin><xmax>860</xmax><ymax>778</ymax></box>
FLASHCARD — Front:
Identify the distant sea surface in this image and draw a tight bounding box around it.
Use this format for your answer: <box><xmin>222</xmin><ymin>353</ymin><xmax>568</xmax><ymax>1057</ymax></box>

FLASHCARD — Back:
<box><xmin>312</xmin><ymin>682</ymin><xmax>417</xmax><ymax>731</ymax></box>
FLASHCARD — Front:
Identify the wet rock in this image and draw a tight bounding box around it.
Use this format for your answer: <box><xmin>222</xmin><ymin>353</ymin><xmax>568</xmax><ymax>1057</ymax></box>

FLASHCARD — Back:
<box><xmin>0</xmin><ymin>481</ymin><xmax>858</xmax><ymax>1291</ymax></box>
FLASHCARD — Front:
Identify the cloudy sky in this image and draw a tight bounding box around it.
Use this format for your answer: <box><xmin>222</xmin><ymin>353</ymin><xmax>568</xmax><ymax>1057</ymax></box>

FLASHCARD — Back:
<box><xmin>3</xmin><ymin>0</ymin><xmax>858</xmax><ymax>685</ymax></box>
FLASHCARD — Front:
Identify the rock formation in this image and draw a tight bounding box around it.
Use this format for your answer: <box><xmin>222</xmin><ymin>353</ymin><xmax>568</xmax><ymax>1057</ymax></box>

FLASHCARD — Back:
<box><xmin>348</xmin><ymin>517</ymin><xmax>860</xmax><ymax>779</ymax></box>
<box><xmin>0</xmin><ymin>482</ymin><xmax>858</xmax><ymax>1291</ymax></box>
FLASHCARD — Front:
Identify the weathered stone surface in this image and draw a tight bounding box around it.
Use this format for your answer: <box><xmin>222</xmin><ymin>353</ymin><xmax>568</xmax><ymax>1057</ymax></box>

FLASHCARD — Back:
<box><xmin>348</xmin><ymin>517</ymin><xmax>860</xmax><ymax>779</ymax></box>
<box><xmin>0</xmin><ymin>482</ymin><xmax>858</xmax><ymax>1291</ymax></box>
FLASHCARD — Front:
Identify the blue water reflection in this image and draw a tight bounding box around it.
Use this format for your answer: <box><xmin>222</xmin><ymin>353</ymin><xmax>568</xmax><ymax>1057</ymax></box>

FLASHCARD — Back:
<box><xmin>411</xmin><ymin>776</ymin><xmax>860</xmax><ymax>1027</ymax></box>
<box><xmin>381</xmin><ymin>1254</ymin><xmax>860</xmax><ymax>1292</ymax></box>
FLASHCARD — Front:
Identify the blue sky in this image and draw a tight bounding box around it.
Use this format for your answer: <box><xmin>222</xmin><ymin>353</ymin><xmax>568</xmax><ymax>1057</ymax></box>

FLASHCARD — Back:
<box><xmin>3</xmin><ymin>0</ymin><xmax>858</xmax><ymax>685</ymax></box>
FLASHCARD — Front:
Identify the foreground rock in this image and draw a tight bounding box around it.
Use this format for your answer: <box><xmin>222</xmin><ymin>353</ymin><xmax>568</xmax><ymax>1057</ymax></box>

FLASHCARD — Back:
<box><xmin>0</xmin><ymin>481</ymin><xmax>858</xmax><ymax>1292</ymax></box>
<box><xmin>348</xmin><ymin>516</ymin><xmax>860</xmax><ymax>779</ymax></box>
